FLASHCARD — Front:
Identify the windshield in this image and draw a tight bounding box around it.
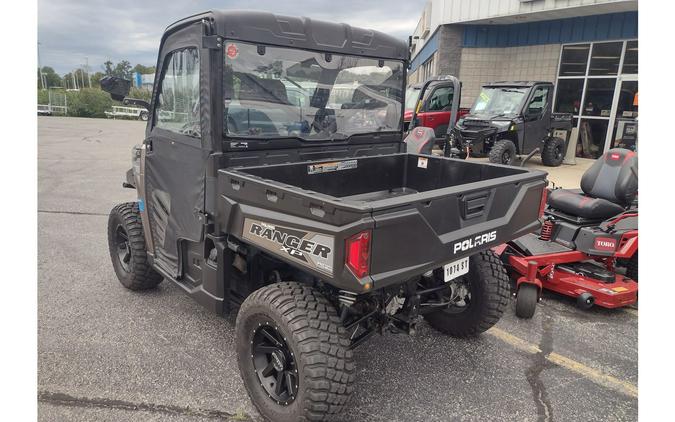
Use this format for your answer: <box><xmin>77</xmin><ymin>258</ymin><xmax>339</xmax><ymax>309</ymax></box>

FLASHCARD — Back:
<box><xmin>404</xmin><ymin>87</ymin><xmax>421</xmax><ymax>111</ymax></box>
<box><xmin>223</xmin><ymin>41</ymin><xmax>404</xmax><ymax>140</ymax></box>
<box><xmin>470</xmin><ymin>87</ymin><xmax>528</xmax><ymax>115</ymax></box>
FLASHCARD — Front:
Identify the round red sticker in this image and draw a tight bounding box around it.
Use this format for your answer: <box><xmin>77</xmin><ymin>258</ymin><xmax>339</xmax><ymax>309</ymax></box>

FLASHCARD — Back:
<box><xmin>226</xmin><ymin>43</ymin><xmax>239</xmax><ymax>59</ymax></box>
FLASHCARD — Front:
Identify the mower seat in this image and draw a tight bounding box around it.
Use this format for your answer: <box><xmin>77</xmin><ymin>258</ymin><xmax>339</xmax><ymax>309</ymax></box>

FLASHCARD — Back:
<box><xmin>547</xmin><ymin>148</ymin><xmax>637</xmax><ymax>220</ymax></box>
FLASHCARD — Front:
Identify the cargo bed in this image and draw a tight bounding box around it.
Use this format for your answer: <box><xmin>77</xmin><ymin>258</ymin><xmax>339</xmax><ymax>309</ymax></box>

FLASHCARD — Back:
<box><xmin>219</xmin><ymin>153</ymin><xmax>547</xmax><ymax>291</ymax></box>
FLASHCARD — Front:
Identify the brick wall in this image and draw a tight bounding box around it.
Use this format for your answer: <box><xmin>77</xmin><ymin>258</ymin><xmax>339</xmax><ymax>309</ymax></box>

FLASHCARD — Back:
<box><xmin>458</xmin><ymin>44</ymin><xmax>561</xmax><ymax>107</ymax></box>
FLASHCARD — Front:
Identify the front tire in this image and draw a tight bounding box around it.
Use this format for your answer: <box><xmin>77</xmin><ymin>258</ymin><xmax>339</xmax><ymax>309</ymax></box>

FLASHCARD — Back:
<box><xmin>515</xmin><ymin>283</ymin><xmax>538</xmax><ymax>319</ymax></box>
<box><xmin>107</xmin><ymin>202</ymin><xmax>162</xmax><ymax>290</ymax></box>
<box><xmin>489</xmin><ymin>140</ymin><xmax>517</xmax><ymax>165</ymax></box>
<box><xmin>541</xmin><ymin>137</ymin><xmax>565</xmax><ymax>167</ymax></box>
<box><xmin>423</xmin><ymin>250</ymin><xmax>510</xmax><ymax>337</ymax></box>
<box><xmin>236</xmin><ymin>282</ymin><xmax>355</xmax><ymax>422</ymax></box>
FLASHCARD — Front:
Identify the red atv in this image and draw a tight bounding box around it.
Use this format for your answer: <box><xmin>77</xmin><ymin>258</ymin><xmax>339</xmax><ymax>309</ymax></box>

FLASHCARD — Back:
<box><xmin>498</xmin><ymin>148</ymin><xmax>638</xmax><ymax>318</ymax></box>
<box><xmin>404</xmin><ymin>76</ymin><xmax>469</xmax><ymax>144</ymax></box>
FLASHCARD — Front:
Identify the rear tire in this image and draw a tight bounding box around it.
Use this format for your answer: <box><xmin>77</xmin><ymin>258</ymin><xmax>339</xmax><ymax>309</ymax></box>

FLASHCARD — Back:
<box><xmin>107</xmin><ymin>202</ymin><xmax>162</xmax><ymax>290</ymax></box>
<box><xmin>489</xmin><ymin>140</ymin><xmax>517</xmax><ymax>165</ymax></box>
<box><xmin>236</xmin><ymin>282</ymin><xmax>355</xmax><ymax>422</ymax></box>
<box><xmin>624</xmin><ymin>251</ymin><xmax>638</xmax><ymax>282</ymax></box>
<box><xmin>139</xmin><ymin>111</ymin><xmax>149</xmax><ymax>121</ymax></box>
<box><xmin>515</xmin><ymin>284</ymin><xmax>538</xmax><ymax>319</ymax></box>
<box><xmin>423</xmin><ymin>250</ymin><xmax>510</xmax><ymax>337</ymax></box>
<box><xmin>541</xmin><ymin>137</ymin><xmax>565</xmax><ymax>167</ymax></box>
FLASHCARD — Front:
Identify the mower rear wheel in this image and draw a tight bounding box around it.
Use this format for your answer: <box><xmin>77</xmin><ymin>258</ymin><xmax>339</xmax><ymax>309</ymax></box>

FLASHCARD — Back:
<box><xmin>515</xmin><ymin>283</ymin><xmax>538</xmax><ymax>319</ymax></box>
<box><xmin>577</xmin><ymin>292</ymin><xmax>595</xmax><ymax>310</ymax></box>
<box><xmin>423</xmin><ymin>250</ymin><xmax>510</xmax><ymax>337</ymax></box>
<box><xmin>489</xmin><ymin>140</ymin><xmax>517</xmax><ymax>166</ymax></box>
<box><xmin>541</xmin><ymin>137</ymin><xmax>565</xmax><ymax>167</ymax></box>
<box><xmin>624</xmin><ymin>251</ymin><xmax>638</xmax><ymax>282</ymax></box>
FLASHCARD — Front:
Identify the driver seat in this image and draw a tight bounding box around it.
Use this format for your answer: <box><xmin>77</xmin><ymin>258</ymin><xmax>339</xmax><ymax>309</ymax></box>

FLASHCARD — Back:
<box><xmin>547</xmin><ymin>148</ymin><xmax>637</xmax><ymax>220</ymax></box>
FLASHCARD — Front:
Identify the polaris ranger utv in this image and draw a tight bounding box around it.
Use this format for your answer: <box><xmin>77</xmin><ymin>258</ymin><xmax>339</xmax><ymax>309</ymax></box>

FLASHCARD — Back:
<box><xmin>103</xmin><ymin>11</ymin><xmax>547</xmax><ymax>421</ymax></box>
<box><xmin>452</xmin><ymin>81</ymin><xmax>573</xmax><ymax>166</ymax></box>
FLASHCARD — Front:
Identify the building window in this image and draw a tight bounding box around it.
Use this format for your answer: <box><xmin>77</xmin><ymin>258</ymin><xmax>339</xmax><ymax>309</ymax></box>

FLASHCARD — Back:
<box><xmin>622</xmin><ymin>40</ymin><xmax>638</xmax><ymax>74</ymax></box>
<box><xmin>559</xmin><ymin>44</ymin><xmax>590</xmax><ymax>77</ymax></box>
<box><xmin>554</xmin><ymin>79</ymin><xmax>584</xmax><ymax>115</ymax></box>
<box><xmin>420</xmin><ymin>55</ymin><xmax>435</xmax><ymax>81</ymax></box>
<box><xmin>588</xmin><ymin>42</ymin><xmax>623</xmax><ymax>76</ymax></box>
<box><xmin>555</xmin><ymin>39</ymin><xmax>638</xmax><ymax>158</ymax></box>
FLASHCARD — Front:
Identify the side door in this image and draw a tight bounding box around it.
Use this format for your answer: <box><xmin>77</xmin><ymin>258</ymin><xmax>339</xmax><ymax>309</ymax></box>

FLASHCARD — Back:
<box><xmin>420</xmin><ymin>84</ymin><xmax>455</xmax><ymax>138</ymax></box>
<box><xmin>144</xmin><ymin>29</ymin><xmax>210</xmax><ymax>278</ymax></box>
<box><xmin>521</xmin><ymin>84</ymin><xmax>552</xmax><ymax>153</ymax></box>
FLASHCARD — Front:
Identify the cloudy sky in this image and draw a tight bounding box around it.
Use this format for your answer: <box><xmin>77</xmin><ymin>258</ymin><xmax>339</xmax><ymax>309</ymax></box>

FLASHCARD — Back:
<box><xmin>38</xmin><ymin>0</ymin><xmax>425</xmax><ymax>75</ymax></box>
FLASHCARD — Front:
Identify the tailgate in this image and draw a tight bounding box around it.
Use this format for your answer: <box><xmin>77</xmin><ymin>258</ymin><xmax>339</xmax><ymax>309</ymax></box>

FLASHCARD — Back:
<box><xmin>367</xmin><ymin>173</ymin><xmax>546</xmax><ymax>286</ymax></box>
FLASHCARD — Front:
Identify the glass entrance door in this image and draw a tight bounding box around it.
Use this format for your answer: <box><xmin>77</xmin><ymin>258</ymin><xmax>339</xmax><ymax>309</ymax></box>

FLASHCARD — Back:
<box><xmin>608</xmin><ymin>76</ymin><xmax>638</xmax><ymax>151</ymax></box>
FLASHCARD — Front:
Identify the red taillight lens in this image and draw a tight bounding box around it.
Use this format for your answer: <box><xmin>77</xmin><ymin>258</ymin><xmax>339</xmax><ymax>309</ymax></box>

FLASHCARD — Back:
<box><xmin>538</xmin><ymin>189</ymin><xmax>549</xmax><ymax>218</ymax></box>
<box><xmin>345</xmin><ymin>230</ymin><xmax>371</xmax><ymax>279</ymax></box>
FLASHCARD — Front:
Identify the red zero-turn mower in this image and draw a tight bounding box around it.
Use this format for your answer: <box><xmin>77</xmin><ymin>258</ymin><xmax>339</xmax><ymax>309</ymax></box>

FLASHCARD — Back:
<box><xmin>497</xmin><ymin>148</ymin><xmax>638</xmax><ymax>318</ymax></box>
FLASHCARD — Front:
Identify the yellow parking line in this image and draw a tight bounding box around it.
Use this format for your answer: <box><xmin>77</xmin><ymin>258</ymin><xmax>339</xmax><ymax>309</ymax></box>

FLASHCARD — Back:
<box><xmin>488</xmin><ymin>327</ymin><xmax>638</xmax><ymax>398</ymax></box>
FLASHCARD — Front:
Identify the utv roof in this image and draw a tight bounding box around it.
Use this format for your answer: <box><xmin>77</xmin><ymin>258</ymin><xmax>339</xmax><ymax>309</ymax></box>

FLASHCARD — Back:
<box><xmin>165</xmin><ymin>10</ymin><xmax>409</xmax><ymax>61</ymax></box>
<box><xmin>483</xmin><ymin>81</ymin><xmax>553</xmax><ymax>88</ymax></box>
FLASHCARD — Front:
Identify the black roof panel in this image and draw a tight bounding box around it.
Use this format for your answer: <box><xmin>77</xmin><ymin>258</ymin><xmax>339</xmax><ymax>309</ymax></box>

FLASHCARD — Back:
<box><xmin>167</xmin><ymin>10</ymin><xmax>408</xmax><ymax>61</ymax></box>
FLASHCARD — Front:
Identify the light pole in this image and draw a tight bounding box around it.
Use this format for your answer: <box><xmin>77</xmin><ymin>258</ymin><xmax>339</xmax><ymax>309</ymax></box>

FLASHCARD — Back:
<box><xmin>38</xmin><ymin>41</ymin><xmax>46</xmax><ymax>89</ymax></box>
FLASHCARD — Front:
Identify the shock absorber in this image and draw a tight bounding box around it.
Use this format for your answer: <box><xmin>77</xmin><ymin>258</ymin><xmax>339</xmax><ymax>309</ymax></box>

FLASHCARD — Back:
<box><xmin>540</xmin><ymin>219</ymin><xmax>554</xmax><ymax>241</ymax></box>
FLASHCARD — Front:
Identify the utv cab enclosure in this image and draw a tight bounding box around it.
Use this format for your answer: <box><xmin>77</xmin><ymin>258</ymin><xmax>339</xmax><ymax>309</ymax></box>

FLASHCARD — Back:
<box><xmin>104</xmin><ymin>10</ymin><xmax>547</xmax><ymax>421</ymax></box>
<box><xmin>452</xmin><ymin>81</ymin><xmax>572</xmax><ymax>166</ymax></box>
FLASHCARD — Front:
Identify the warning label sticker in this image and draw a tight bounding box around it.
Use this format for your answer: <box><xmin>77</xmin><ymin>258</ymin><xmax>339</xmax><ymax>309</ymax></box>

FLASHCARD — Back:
<box><xmin>307</xmin><ymin>159</ymin><xmax>357</xmax><ymax>175</ymax></box>
<box><xmin>226</xmin><ymin>43</ymin><xmax>239</xmax><ymax>59</ymax></box>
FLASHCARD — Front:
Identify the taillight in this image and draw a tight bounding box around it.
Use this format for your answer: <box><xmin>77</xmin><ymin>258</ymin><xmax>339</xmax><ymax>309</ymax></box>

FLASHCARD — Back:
<box><xmin>539</xmin><ymin>189</ymin><xmax>549</xmax><ymax>217</ymax></box>
<box><xmin>345</xmin><ymin>230</ymin><xmax>371</xmax><ymax>279</ymax></box>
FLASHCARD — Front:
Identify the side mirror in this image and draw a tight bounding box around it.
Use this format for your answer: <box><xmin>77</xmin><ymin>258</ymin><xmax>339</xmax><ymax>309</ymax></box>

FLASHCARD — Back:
<box><xmin>100</xmin><ymin>76</ymin><xmax>131</xmax><ymax>101</ymax></box>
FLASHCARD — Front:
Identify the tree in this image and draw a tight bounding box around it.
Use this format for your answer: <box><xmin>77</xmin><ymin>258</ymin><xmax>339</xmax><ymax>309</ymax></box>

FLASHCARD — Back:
<box><xmin>91</xmin><ymin>71</ymin><xmax>105</xmax><ymax>88</ymax></box>
<box><xmin>104</xmin><ymin>60</ymin><xmax>115</xmax><ymax>76</ymax></box>
<box><xmin>38</xmin><ymin>66</ymin><xmax>63</xmax><ymax>89</ymax></box>
<box><xmin>114</xmin><ymin>60</ymin><xmax>132</xmax><ymax>80</ymax></box>
<box><xmin>132</xmin><ymin>64</ymin><xmax>156</xmax><ymax>75</ymax></box>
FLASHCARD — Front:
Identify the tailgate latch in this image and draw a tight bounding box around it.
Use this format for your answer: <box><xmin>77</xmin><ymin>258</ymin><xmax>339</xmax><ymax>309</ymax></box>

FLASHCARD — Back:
<box><xmin>461</xmin><ymin>192</ymin><xmax>489</xmax><ymax>219</ymax></box>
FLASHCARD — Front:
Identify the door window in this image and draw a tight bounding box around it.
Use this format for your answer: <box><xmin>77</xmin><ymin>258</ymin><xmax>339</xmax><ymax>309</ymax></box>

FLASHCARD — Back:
<box><xmin>155</xmin><ymin>48</ymin><xmax>201</xmax><ymax>138</ymax></box>
<box><xmin>526</xmin><ymin>86</ymin><xmax>549</xmax><ymax>115</ymax></box>
<box><xmin>426</xmin><ymin>86</ymin><xmax>454</xmax><ymax>111</ymax></box>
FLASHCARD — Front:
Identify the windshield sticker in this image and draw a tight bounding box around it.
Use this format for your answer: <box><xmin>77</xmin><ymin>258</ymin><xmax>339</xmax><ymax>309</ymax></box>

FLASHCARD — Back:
<box><xmin>242</xmin><ymin>219</ymin><xmax>334</xmax><ymax>276</ymax></box>
<box><xmin>226</xmin><ymin>43</ymin><xmax>239</xmax><ymax>59</ymax></box>
<box><xmin>307</xmin><ymin>159</ymin><xmax>357</xmax><ymax>175</ymax></box>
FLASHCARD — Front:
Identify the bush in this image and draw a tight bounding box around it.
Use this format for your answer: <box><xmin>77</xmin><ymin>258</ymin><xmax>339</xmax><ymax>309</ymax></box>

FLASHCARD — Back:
<box><xmin>38</xmin><ymin>89</ymin><xmax>49</xmax><ymax>105</ymax></box>
<box><xmin>66</xmin><ymin>88</ymin><xmax>113</xmax><ymax>118</ymax></box>
<box><xmin>129</xmin><ymin>87</ymin><xmax>152</xmax><ymax>102</ymax></box>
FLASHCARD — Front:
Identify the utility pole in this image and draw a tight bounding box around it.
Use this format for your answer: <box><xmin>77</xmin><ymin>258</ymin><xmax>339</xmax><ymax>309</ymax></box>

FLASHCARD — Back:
<box><xmin>86</xmin><ymin>57</ymin><xmax>91</xmax><ymax>88</ymax></box>
<box><xmin>38</xmin><ymin>41</ymin><xmax>46</xmax><ymax>89</ymax></box>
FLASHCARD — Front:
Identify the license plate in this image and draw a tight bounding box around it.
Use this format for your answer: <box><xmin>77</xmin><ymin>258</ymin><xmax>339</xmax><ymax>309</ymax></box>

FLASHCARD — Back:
<box><xmin>444</xmin><ymin>257</ymin><xmax>469</xmax><ymax>282</ymax></box>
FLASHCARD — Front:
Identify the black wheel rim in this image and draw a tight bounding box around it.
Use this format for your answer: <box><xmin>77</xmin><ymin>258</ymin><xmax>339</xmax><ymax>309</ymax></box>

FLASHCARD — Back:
<box><xmin>502</xmin><ymin>150</ymin><xmax>511</xmax><ymax>164</ymax></box>
<box><xmin>251</xmin><ymin>322</ymin><xmax>298</xmax><ymax>405</ymax></box>
<box><xmin>554</xmin><ymin>145</ymin><xmax>563</xmax><ymax>160</ymax></box>
<box><xmin>115</xmin><ymin>225</ymin><xmax>131</xmax><ymax>272</ymax></box>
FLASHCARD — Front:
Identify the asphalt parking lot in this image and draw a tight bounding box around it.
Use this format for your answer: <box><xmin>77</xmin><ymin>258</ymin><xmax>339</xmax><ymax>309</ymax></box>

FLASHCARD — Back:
<box><xmin>38</xmin><ymin>116</ymin><xmax>637</xmax><ymax>421</ymax></box>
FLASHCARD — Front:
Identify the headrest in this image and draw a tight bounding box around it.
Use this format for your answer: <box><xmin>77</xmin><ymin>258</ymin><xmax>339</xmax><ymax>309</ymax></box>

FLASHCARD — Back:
<box><xmin>580</xmin><ymin>148</ymin><xmax>637</xmax><ymax>206</ymax></box>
